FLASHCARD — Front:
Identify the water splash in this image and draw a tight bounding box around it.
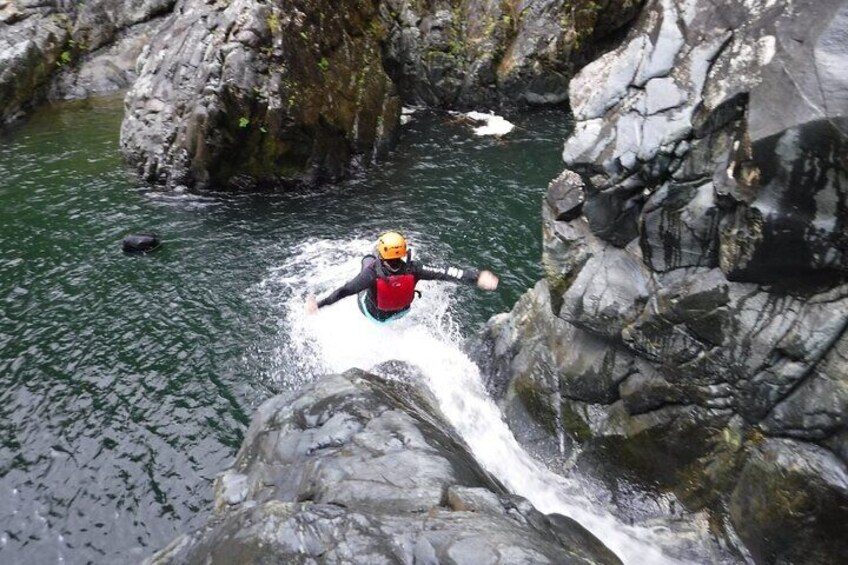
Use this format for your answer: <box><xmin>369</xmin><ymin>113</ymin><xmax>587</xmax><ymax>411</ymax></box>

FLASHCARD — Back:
<box><xmin>456</xmin><ymin>111</ymin><xmax>516</xmax><ymax>136</ymax></box>
<box><xmin>268</xmin><ymin>237</ymin><xmax>691</xmax><ymax>565</ymax></box>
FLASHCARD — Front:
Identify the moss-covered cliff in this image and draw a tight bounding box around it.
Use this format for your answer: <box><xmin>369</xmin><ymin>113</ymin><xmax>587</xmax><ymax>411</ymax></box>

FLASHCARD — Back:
<box><xmin>484</xmin><ymin>1</ymin><xmax>848</xmax><ymax>562</ymax></box>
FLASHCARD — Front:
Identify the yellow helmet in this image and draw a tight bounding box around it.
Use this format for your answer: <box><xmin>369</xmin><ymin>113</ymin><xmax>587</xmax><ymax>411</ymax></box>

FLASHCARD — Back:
<box><xmin>377</xmin><ymin>231</ymin><xmax>407</xmax><ymax>260</ymax></box>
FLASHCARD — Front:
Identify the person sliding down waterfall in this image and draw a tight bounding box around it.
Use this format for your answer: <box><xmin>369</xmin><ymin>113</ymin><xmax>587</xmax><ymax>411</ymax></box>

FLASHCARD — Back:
<box><xmin>305</xmin><ymin>232</ymin><xmax>499</xmax><ymax>323</ymax></box>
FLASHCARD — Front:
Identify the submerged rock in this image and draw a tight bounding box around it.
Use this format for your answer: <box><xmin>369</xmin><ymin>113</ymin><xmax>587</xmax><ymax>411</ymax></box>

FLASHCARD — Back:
<box><xmin>486</xmin><ymin>0</ymin><xmax>848</xmax><ymax>561</ymax></box>
<box><xmin>144</xmin><ymin>369</ymin><xmax>621</xmax><ymax>564</ymax></box>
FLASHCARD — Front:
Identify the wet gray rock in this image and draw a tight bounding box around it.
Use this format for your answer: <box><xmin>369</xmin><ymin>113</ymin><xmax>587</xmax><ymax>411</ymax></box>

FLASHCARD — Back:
<box><xmin>56</xmin><ymin>0</ymin><xmax>175</xmax><ymax>56</ymax></box>
<box><xmin>381</xmin><ymin>0</ymin><xmax>644</xmax><ymax>109</ymax></box>
<box><xmin>143</xmin><ymin>369</ymin><xmax>622</xmax><ymax>565</ymax></box>
<box><xmin>120</xmin><ymin>0</ymin><xmax>401</xmax><ymax>189</ymax></box>
<box><xmin>3</xmin><ymin>0</ymin><xmax>644</xmax><ymax>184</ymax></box>
<box><xmin>566</xmin><ymin>0</ymin><xmax>848</xmax><ymax>281</ymax></box>
<box><xmin>761</xmin><ymin>330</ymin><xmax>848</xmax><ymax>441</ymax></box>
<box><xmin>0</xmin><ymin>3</ymin><xmax>69</xmax><ymax>124</ymax></box>
<box><xmin>48</xmin><ymin>17</ymin><xmax>163</xmax><ymax>100</ymax></box>
<box><xmin>486</xmin><ymin>0</ymin><xmax>848</xmax><ymax>562</ymax></box>
<box><xmin>729</xmin><ymin>439</ymin><xmax>848</xmax><ymax>565</ymax></box>
<box><xmin>118</xmin><ymin>0</ymin><xmax>645</xmax><ymax>189</ymax></box>
<box><xmin>559</xmin><ymin>241</ymin><xmax>650</xmax><ymax>339</ymax></box>
<box><xmin>0</xmin><ymin>1</ymin><xmax>176</xmax><ymax>124</ymax></box>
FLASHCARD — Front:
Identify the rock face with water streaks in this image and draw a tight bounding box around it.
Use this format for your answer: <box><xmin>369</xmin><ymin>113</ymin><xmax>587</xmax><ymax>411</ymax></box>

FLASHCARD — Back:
<box><xmin>119</xmin><ymin>0</ymin><xmax>402</xmax><ymax>189</ymax></box>
<box><xmin>143</xmin><ymin>369</ymin><xmax>621</xmax><ymax>565</ymax></box>
<box><xmin>0</xmin><ymin>0</ymin><xmax>174</xmax><ymax>124</ymax></box>
<box><xmin>381</xmin><ymin>0</ymin><xmax>643</xmax><ymax>108</ymax></box>
<box><xmin>485</xmin><ymin>0</ymin><xmax>848</xmax><ymax>562</ymax></box>
<box><xmin>119</xmin><ymin>0</ymin><xmax>644</xmax><ymax>189</ymax></box>
<box><xmin>3</xmin><ymin>0</ymin><xmax>645</xmax><ymax>186</ymax></box>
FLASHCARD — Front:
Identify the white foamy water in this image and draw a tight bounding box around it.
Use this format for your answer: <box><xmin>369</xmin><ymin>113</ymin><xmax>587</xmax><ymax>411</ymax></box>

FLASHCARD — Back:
<box><xmin>269</xmin><ymin>238</ymin><xmax>691</xmax><ymax>565</ymax></box>
<box><xmin>459</xmin><ymin>111</ymin><xmax>516</xmax><ymax>136</ymax></box>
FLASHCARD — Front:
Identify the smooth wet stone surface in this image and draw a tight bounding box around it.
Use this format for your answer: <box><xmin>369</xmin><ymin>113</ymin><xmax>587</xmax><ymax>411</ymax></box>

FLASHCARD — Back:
<box><xmin>145</xmin><ymin>369</ymin><xmax>622</xmax><ymax>565</ymax></box>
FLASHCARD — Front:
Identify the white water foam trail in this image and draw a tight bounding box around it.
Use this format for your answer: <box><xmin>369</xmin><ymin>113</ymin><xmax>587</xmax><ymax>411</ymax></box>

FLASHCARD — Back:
<box><xmin>271</xmin><ymin>238</ymin><xmax>690</xmax><ymax>565</ymax></box>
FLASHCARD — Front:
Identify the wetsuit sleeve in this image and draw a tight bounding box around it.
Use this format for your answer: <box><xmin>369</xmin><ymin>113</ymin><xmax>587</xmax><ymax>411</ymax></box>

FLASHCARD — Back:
<box><xmin>412</xmin><ymin>263</ymin><xmax>480</xmax><ymax>284</ymax></box>
<box><xmin>317</xmin><ymin>265</ymin><xmax>375</xmax><ymax>308</ymax></box>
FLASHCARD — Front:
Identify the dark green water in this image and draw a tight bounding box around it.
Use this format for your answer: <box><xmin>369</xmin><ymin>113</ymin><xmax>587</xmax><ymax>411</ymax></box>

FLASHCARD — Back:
<box><xmin>0</xmin><ymin>95</ymin><xmax>570</xmax><ymax>564</ymax></box>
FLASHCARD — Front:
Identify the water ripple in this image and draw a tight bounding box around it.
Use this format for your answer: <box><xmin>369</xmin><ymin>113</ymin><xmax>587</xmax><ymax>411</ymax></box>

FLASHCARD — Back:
<box><xmin>0</xmin><ymin>100</ymin><xmax>571</xmax><ymax>564</ymax></box>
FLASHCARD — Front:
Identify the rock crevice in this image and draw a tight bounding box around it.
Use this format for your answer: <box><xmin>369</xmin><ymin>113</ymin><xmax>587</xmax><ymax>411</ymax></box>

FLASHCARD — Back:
<box><xmin>485</xmin><ymin>0</ymin><xmax>848</xmax><ymax>562</ymax></box>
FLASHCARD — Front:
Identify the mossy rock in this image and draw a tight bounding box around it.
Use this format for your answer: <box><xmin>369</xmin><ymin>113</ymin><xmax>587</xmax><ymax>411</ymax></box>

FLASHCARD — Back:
<box><xmin>729</xmin><ymin>439</ymin><xmax>848</xmax><ymax>564</ymax></box>
<box><xmin>121</xmin><ymin>0</ymin><xmax>401</xmax><ymax>189</ymax></box>
<box><xmin>559</xmin><ymin>399</ymin><xmax>593</xmax><ymax>442</ymax></box>
<box><xmin>576</xmin><ymin>404</ymin><xmax>731</xmax><ymax>494</ymax></box>
<box><xmin>512</xmin><ymin>371</ymin><xmax>559</xmax><ymax>437</ymax></box>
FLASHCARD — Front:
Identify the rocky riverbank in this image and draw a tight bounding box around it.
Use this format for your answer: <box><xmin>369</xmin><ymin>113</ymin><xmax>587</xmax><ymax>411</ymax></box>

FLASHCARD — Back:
<box><xmin>483</xmin><ymin>0</ymin><xmax>848</xmax><ymax>562</ymax></box>
<box><xmin>3</xmin><ymin>1</ymin><xmax>643</xmax><ymax>189</ymax></box>
<box><xmin>0</xmin><ymin>0</ymin><xmax>174</xmax><ymax>124</ymax></box>
<box><xmin>144</xmin><ymin>368</ymin><xmax>622</xmax><ymax>565</ymax></box>
<box><xmin>118</xmin><ymin>0</ymin><xmax>643</xmax><ymax>189</ymax></box>
<box><xmin>5</xmin><ymin>0</ymin><xmax>845</xmax><ymax>562</ymax></box>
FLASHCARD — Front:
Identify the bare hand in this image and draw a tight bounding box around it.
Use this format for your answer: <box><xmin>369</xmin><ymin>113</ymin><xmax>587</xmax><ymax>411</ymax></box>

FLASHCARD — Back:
<box><xmin>304</xmin><ymin>296</ymin><xmax>319</xmax><ymax>315</ymax></box>
<box><xmin>477</xmin><ymin>270</ymin><xmax>499</xmax><ymax>291</ymax></box>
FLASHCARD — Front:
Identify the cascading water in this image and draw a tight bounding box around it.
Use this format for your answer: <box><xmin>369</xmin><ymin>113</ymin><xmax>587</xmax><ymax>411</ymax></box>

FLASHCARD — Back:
<box><xmin>3</xmin><ymin>98</ymin><xmax>737</xmax><ymax>564</ymax></box>
<box><xmin>263</xmin><ymin>236</ymin><xmax>696</xmax><ymax>565</ymax></box>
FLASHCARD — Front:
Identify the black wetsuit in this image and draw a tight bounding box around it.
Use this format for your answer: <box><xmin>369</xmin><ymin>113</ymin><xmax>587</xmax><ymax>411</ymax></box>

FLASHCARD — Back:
<box><xmin>317</xmin><ymin>256</ymin><xmax>480</xmax><ymax>321</ymax></box>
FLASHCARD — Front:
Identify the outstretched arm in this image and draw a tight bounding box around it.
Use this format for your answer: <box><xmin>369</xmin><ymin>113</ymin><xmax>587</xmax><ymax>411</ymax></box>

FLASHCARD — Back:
<box><xmin>317</xmin><ymin>276</ymin><xmax>367</xmax><ymax>307</ymax></box>
<box><xmin>306</xmin><ymin>267</ymin><xmax>375</xmax><ymax>314</ymax></box>
<box><xmin>414</xmin><ymin>263</ymin><xmax>499</xmax><ymax>290</ymax></box>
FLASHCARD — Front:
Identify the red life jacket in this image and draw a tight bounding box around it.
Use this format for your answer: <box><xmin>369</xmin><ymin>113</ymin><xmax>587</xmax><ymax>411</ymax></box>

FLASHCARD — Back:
<box><xmin>375</xmin><ymin>274</ymin><xmax>416</xmax><ymax>312</ymax></box>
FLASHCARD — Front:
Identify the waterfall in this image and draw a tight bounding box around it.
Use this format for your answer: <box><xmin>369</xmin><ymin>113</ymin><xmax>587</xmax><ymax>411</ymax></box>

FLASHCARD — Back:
<box><xmin>265</xmin><ymin>237</ymin><xmax>691</xmax><ymax>565</ymax></box>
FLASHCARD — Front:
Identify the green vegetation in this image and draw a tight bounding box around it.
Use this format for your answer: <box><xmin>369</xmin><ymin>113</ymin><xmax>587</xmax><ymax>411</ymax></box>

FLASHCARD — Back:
<box><xmin>318</xmin><ymin>57</ymin><xmax>330</xmax><ymax>72</ymax></box>
<box><xmin>559</xmin><ymin>0</ymin><xmax>606</xmax><ymax>51</ymax></box>
<box><xmin>445</xmin><ymin>5</ymin><xmax>466</xmax><ymax>61</ymax></box>
<box><xmin>559</xmin><ymin>401</ymin><xmax>592</xmax><ymax>442</ymax></box>
<box><xmin>499</xmin><ymin>0</ymin><xmax>525</xmax><ymax>36</ymax></box>
<box><xmin>513</xmin><ymin>373</ymin><xmax>559</xmax><ymax>436</ymax></box>
<box><xmin>367</xmin><ymin>17</ymin><xmax>386</xmax><ymax>40</ymax></box>
<box><xmin>238</xmin><ymin>116</ymin><xmax>250</xmax><ymax>128</ymax></box>
<box><xmin>267</xmin><ymin>12</ymin><xmax>281</xmax><ymax>34</ymax></box>
<box><xmin>483</xmin><ymin>15</ymin><xmax>498</xmax><ymax>38</ymax></box>
<box><xmin>57</xmin><ymin>50</ymin><xmax>72</xmax><ymax>67</ymax></box>
<box><xmin>543</xmin><ymin>254</ymin><xmax>589</xmax><ymax>314</ymax></box>
<box><xmin>448</xmin><ymin>39</ymin><xmax>464</xmax><ymax>57</ymax></box>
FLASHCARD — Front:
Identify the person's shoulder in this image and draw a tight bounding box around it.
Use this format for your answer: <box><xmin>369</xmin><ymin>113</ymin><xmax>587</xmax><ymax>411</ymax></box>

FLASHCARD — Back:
<box><xmin>360</xmin><ymin>255</ymin><xmax>379</xmax><ymax>275</ymax></box>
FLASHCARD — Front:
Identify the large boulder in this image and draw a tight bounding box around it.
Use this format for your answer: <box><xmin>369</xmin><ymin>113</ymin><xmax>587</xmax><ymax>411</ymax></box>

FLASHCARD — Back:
<box><xmin>486</xmin><ymin>0</ymin><xmax>848</xmax><ymax>561</ymax></box>
<box><xmin>120</xmin><ymin>0</ymin><xmax>402</xmax><ymax>189</ymax></box>
<box><xmin>4</xmin><ymin>0</ymin><xmax>647</xmax><ymax>182</ymax></box>
<box><xmin>119</xmin><ymin>0</ymin><xmax>645</xmax><ymax>189</ymax></box>
<box><xmin>143</xmin><ymin>369</ymin><xmax>621</xmax><ymax>565</ymax></box>
<box><xmin>729</xmin><ymin>439</ymin><xmax>848</xmax><ymax>565</ymax></box>
<box><xmin>48</xmin><ymin>0</ymin><xmax>176</xmax><ymax>100</ymax></box>
<box><xmin>381</xmin><ymin>0</ymin><xmax>644</xmax><ymax>109</ymax></box>
<box><xmin>0</xmin><ymin>2</ymin><xmax>70</xmax><ymax>124</ymax></box>
<box><xmin>0</xmin><ymin>0</ymin><xmax>176</xmax><ymax>124</ymax></box>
